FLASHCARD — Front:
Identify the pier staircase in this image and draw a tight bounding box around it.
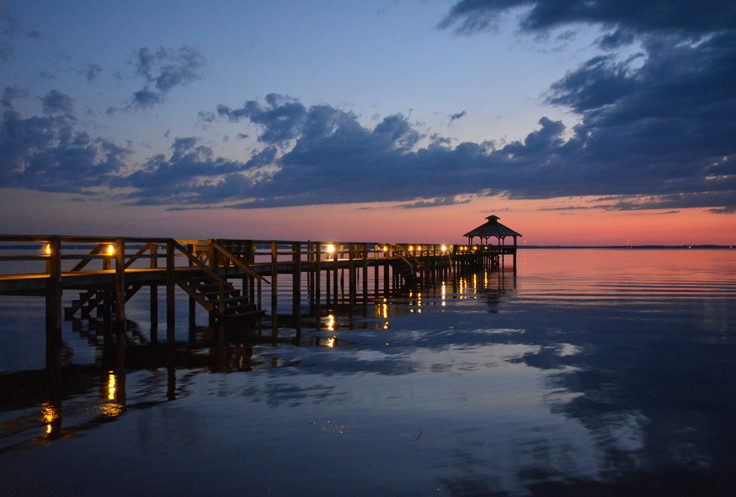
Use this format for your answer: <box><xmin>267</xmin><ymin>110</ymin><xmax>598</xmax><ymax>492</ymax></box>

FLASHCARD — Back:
<box><xmin>171</xmin><ymin>239</ymin><xmax>263</xmax><ymax>323</ymax></box>
<box><xmin>65</xmin><ymin>284</ymin><xmax>144</xmax><ymax>321</ymax></box>
<box><xmin>176</xmin><ymin>275</ymin><xmax>259</xmax><ymax>321</ymax></box>
<box><xmin>63</xmin><ymin>240</ymin><xmax>264</xmax><ymax>324</ymax></box>
<box><xmin>388</xmin><ymin>244</ymin><xmax>424</xmax><ymax>287</ymax></box>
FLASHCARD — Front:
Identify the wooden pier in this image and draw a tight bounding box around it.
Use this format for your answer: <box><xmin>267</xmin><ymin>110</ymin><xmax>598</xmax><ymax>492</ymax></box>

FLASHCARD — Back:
<box><xmin>0</xmin><ymin>235</ymin><xmax>517</xmax><ymax>364</ymax></box>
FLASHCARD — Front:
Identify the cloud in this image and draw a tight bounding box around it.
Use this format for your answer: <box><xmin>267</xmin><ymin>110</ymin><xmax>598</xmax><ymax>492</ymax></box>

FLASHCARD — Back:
<box><xmin>1</xmin><ymin>85</ymin><xmax>26</xmax><ymax>108</ymax></box>
<box><xmin>83</xmin><ymin>63</ymin><xmax>102</xmax><ymax>82</ymax></box>
<box><xmin>0</xmin><ymin>103</ymin><xmax>127</xmax><ymax>192</ymax></box>
<box><xmin>399</xmin><ymin>196</ymin><xmax>471</xmax><ymax>209</ymax></box>
<box><xmin>432</xmin><ymin>0</ymin><xmax>736</xmax><ymax>213</ymax></box>
<box><xmin>0</xmin><ymin>7</ymin><xmax>42</xmax><ymax>63</ymax></box>
<box><xmin>41</xmin><ymin>89</ymin><xmax>74</xmax><ymax>115</ymax></box>
<box><xmin>449</xmin><ymin>110</ymin><xmax>466</xmax><ymax>123</ymax></box>
<box><xmin>129</xmin><ymin>46</ymin><xmax>206</xmax><ymax>109</ymax></box>
<box><xmin>217</xmin><ymin>93</ymin><xmax>308</xmax><ymax>144</ymax></box>
<box><xmin>113</xmin><ymin>137</ymin><xmax>272</xmax><ymax>205</ymax></box>
<box><xmin>599</xmin><ymin>192</ymin><xmax>736</xmax><ymax>213</ymax></box>
<box><xmin>440</xmin><ymin>1</ymin><xmax>736</xmax><ymax>40</ymax></box>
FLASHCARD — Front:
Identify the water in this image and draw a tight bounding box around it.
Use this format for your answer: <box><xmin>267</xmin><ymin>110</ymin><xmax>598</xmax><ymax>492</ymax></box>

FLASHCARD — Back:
<box><xmin>1</xmin><ymin>249</ymin><xmax>735</xmax><ymax>496</ymax></box>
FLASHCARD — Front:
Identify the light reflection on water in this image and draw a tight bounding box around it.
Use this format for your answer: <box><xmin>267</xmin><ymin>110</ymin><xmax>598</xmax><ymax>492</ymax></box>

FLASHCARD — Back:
<box><xmin>0</xmin><ymin>249</ymin><xmax>735</xmax><ymax>496</ymax></box>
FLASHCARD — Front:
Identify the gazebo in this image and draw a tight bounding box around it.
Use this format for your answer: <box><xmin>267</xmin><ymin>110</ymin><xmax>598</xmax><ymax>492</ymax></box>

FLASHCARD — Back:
<box><xmin>463</xmin><ymin>215</ymin><xmax>522</xmax><ymax>249</ymax></box>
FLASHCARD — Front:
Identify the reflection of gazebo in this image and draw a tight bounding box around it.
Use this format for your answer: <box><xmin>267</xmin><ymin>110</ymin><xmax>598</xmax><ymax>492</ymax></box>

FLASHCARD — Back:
<box><xmin>463</xmin><ymin>215</ymin><xmax>522</xmax><ymax>248</ymax></box>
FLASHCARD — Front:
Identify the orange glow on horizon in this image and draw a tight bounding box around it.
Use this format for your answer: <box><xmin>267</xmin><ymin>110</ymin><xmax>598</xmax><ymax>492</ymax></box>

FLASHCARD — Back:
<box><xmin>6</xmin><ymin>189</ymin><xmax>733</xmax><ymax>246</ymax></box>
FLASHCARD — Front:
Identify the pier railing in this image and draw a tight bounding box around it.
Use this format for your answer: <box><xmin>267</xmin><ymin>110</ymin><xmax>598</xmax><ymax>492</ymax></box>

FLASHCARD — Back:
<box><xmin>0</xmin><ymin>235</ymin><xmax>516</xmax><ymax>284</ymax></box>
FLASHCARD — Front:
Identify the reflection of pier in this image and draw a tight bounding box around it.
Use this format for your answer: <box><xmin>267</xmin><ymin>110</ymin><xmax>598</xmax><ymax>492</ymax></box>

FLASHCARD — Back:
<box><xmin>0</xmin><ymin>255</ymin><xmax>518</xmax><ymax>450</ymax></box>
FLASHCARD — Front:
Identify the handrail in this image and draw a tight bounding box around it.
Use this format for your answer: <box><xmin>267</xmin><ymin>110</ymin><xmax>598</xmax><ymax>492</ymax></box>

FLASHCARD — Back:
<box><xmin>168</xmin><ymin>240</ymin><xmax>225</xmax><ymax>287</ymax></box>
<box><xmin>211</xmin><ymin>241</ymin><xmax>270</xmax><ymax>284</ymax></box>
<box><xmin>69</xmin><ymin>244</ymin><xmax>106</xmax><ymax>272</ymax></box>
<box><xmin>124</xmin><ymin>242</ymin><xmax>156</xmax><ymax>269</ymax></box>
<box><xmin>388</xmin><ymin>243</ymin><xmax>425</xmax><ymax>270</ymax></box>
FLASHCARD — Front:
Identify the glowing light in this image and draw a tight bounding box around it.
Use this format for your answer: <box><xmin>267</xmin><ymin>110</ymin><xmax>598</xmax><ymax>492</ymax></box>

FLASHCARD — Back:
<box><xmin>107</xmin><ymin>371</ymin><xmax>117</xmax><ymax>400</ymax></box>
<box><xmin>326</xmin><ymin>244</ymin><xmax>336</xmax><ymax>254</ymax></box>
<box><xmin>381</xmin><ymin>303</ymin><xmax>388</xmax><ymax>318</ymax></box>
<box><xmin>99</xmin><ymin>403</ymin><xmax>123</xmax><ymax>417</ymax></box>
<box><xmin>326</xmin><ymin>336</ymin><xmax>336</xmax><ymax>348</ymax></box>
<box><xmin>440</xmin><ymin>244</ymin><xmax>447</xmax><ymax>253</ymax></box>
<box><xmin>105</xmin><ymin>244</ymin><xmax>115</xmax><ymax>256</ymax></box>
<box><xmin>416</xmin><ymin>245</ymin><xmax>421</xmax><ymax>251</ymax></box>
<box><xmin>326</xmin><ymin>314</ymin><xmax>335</xmax><ymax>331</ymax></box>
<box><xmin>441</xmin><ymin>282</ymin><xmax>447</xmax><ymax>307</ymax></box>
<box><xmin>42</xmin><ymin>243</ymin><xmax>52</xmax><ymax>255</ymax></box>
<box><xmin>41</xmin><ymin>403</ymin><xmax>59</xmax><ymax>423</ymax></box>
<box><xmin>408</xmin><ymin>245</ymin><xmax>413</xmax><ymax>251</ymax></box>
<box><xmin>382</xmin><ymin>246</ymin><xmax>388</xmax><ymax>252</ymax></box>
<box><xmin>383</xmin><ymin>322</ymin><xmax>389</xmax><ymax>330</ymax></box>
<box><xmin>41</xmin><ymin>402</ymin><xmax>59</xmax><ymax>436</ymax></box>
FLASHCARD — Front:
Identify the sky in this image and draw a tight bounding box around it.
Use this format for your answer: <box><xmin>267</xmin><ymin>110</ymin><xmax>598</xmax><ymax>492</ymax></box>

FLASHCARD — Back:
<box><xmin>0</xmin><ymin>0</ymin><xmax>735</xmax><ymax>245</ymax></box>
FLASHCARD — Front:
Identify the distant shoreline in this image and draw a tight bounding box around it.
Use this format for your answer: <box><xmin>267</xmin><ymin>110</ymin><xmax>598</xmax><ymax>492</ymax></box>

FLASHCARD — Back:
<box><xmin>519</xmin><ymin>245</ymin><xmax>734</xmax><ymax>249</ymax></box>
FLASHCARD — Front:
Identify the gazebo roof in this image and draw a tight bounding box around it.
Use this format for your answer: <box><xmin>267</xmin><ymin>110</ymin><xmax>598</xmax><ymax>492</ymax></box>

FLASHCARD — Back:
<box><xmin>463</xmin><ymin>215</ymin><xmax>523</xmax><ymax>238</ymax></box>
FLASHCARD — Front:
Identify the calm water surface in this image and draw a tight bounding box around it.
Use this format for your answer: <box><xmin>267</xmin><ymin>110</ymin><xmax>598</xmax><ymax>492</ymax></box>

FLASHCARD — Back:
<box><xmin>1</xmin><ymin>249</ymin><xmax>735</xmax><ymax>496</ymax></box>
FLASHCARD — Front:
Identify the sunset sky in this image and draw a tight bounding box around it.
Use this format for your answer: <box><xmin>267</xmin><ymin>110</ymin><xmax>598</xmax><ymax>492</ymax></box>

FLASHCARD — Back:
<box><xmin>1</xmin><ymin>0</ymin><xmax>734</xmax><ymax>245</ymax></box>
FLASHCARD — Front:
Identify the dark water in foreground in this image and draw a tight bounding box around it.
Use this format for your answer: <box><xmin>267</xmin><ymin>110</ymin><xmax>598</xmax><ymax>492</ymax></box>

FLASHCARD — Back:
<box><xmin>1</xmin><ymin>249</ymin><xmax>735</xmax><ymax>496</ymax></box>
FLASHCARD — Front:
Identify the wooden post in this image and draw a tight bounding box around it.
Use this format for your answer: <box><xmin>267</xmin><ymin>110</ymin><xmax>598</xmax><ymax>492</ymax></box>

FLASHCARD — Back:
<box><xmin>325</xmin><ymin>247</ymin><xmax>331</xmax><ymax>306</ymax></box>
<box><xmin>187</xmin><ymin>244</ymin><xmax>196</xmax><ymax>333</ymax></box>
<box><xmin>348</xmin><ymin>244</ymin><xmax>355</xmax><ymax>305</ymax></box>
<box><xmin>166</xmin><ymin>240</ymin><xmax>175</xmax><ymax>344</ymax></box>
<box><xmin>362</xmin><ymin>243</ymin><xmax>368</xmax><ymax>304</ymax></box>
<box><xmin>306</xmin><ymin>243</ymin><xmax>314</xmax><ymax>312</ymax></box>
<box><xmin>149</xmin><ymin>243</ymin><xmax>158</xmax><ymax>343</ymax></box>
<box><xmin>271</xmin><ymin>241</ymin><xmax>278</xmax><ymax>341</ymax></box>
<box><xmin>292</xmin><ymin>242</ymin><xmax>301</xmax><ymax>329</ymax></box>
<box><xmin>314</xmin><ymin>243</ymin><xmax>321</xmax><ymax>322</ymax></box>
<box><xmin>45</xmin><ymin>236</ymin><xmax>62</xmax><ymax>381</ymax></box>
<box><xmin>383</xmin><ymin>253</ymin><xmax>390</xmax><ymax>297</ymax></box>
<box><xmin>374</xmin><ymin>246</ymin><xmax>379</xmax><ymax>298</ymax></box>
<box><xmin>113</xmin><ymin>238</ymin><xmax>126</xmax><ymax>330</ymax></box>
<box><xmin>334</xmin><ymin>247</ymin><xmax>339</xmax><ymax>303</ymax></box>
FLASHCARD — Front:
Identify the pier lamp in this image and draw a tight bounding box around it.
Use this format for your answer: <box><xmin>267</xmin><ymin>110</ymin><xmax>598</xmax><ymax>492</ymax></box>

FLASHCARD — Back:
<box><xmin>408</xmin><ymin>245</ymin><xmax>414</xmax><ymax>251</ymax></box>
<box><xmin>105</xmin><ymin>244</ymin><xmax>115</xmax><ymax>256</ymax></box>
<box><xmin>42</xmin><ymin>243</ymin><xmax>52</xmax><ymax>255</ymax></box>
<box><xmin>326</xmin><ymin>243</ymin><xmax>336</xmax><ymax>260</ymax></box>
<box><xmin>416</xmin><ymin>245</ymin><xmax>422</xmax><ymax>251</ymax></box>
<box><xmin>440</xmin><ymin>244</ymin><xmax>447</xmax><ymax>253</ymax></box>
